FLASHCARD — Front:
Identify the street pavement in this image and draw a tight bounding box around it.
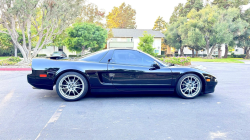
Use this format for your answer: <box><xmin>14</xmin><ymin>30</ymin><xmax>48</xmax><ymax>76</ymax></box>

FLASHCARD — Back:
<box><xmin>0</xmin><ymin>62</ymin><xmax>250</xmax><ymax>140</ymax></box>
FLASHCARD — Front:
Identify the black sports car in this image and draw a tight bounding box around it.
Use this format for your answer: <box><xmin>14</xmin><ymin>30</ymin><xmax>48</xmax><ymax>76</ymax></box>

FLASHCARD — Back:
<box><xmin>27</xmin><ymin>49</ymin><xmax>217</xmax><ymax>101</ymax></box>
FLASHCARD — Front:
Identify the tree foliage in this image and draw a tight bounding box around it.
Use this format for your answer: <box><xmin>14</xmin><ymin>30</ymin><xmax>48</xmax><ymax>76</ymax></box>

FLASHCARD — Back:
<box><xmin>165</xmin><ymin>17</ymin><xmax>187</xmax><ymax>56</ymax></box>
<box><xmin>138</xmin><ymin>31</ymin><xmax>155</xmax><ymax>56</ymax></box>
<box><xmin>64</xmin><ymin>22</ymin><xmax>107</xmax><ymax>54</ymax></box>
<box><xmin>106</xmin><ymin>2</ymin><xmax>136</xmax><ymax>29</ymax></box>
<box><xmin>212</xmin><ymin>0</ymin><xmax>249</xmax><ymax>8</ymax></box>
<box><xmin>77</xmin><ymin>3</ymin><xmax>105</xmax><ymax>27</ymax></box>
<box><xmin>0</xmin><ymin>0</ymin><xmax>84</xmax><ymax>62</ymax></box>
<box><xmin>153</xmin><ymin>16</ymin><xmax>167</xmax><ymax>32</ymax></box>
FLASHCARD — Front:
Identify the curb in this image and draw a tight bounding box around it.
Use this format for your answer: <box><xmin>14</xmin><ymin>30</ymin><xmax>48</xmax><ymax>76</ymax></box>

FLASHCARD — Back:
<box><xmin>0</xmin><ymin>68</ymin><xmax>32</xmax><ymax>71</ymax></box>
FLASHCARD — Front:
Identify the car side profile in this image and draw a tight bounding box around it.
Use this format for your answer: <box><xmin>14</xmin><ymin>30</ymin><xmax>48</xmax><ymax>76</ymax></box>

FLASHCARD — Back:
<box><xmin>27</xmin><ymin>49</ymin><xmax>218</xmax><ymax>101</ymax></box>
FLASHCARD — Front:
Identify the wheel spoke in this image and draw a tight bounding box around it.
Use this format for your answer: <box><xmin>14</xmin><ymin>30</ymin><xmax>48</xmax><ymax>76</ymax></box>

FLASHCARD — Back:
<box><xmin>74</xmin><ymin>78</ymin><xmax>80</xmax><ymax>84</ymax></box>
<box><xmin>75</xmin><ymin>89</ymin><xmax>79</xmax><ymax>95</ymax></box>
<box><xmin>72</xmin><ymin>90</ymin><xmax>76</xmax><ymax>96</ymax></box>
<box><xmin>75</xmin><ymin>84</ymin><xmax>83</xmax><ymax>87</ymax></box>
<box><xmin>64</xmin><ymin>90</ymin><xmax>69</xmax><ymax>95</ymax></box>
<box><xmin>59</xmin><ymin>75</ymin><xmax>85</xmax><ymax>99</ymax></box>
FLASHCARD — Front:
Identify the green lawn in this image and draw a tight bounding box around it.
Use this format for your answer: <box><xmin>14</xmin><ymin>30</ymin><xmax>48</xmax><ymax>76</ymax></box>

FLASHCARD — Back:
<box><xmin>191</xmin><ymin>58</ymin><xmax>244</xmax><ymax>63</ymax></box>
<box><xmin>0</xmin><ymin>57</ymin><xmax>10</xmax><ymax>61</ymax></box>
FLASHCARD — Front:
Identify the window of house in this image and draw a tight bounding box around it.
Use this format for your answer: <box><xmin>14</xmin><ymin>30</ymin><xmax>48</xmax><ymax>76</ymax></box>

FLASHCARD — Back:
<box><xmin>154</xmin><ymin>50</ymin><xmax>159</xmax><ymax>54</ymax></box>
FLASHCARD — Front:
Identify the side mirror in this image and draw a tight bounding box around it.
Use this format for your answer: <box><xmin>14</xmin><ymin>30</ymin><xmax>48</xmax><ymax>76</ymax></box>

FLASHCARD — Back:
<box><xmin>152</xmin><ymin>61</ymin><xmax>160</xmax><ymax>69</ymax></box>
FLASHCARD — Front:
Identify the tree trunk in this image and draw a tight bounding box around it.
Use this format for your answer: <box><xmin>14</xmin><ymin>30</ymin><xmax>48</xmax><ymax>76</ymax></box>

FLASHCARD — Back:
<box><xmin>223</xmin><ymin>44</ymin><xmax>228</xmax><ymax>58</ymax></box>
<box><xmin>82</xmin><ymin>46</ymin><xmax>85</xmax><ymax>56</ymax></box>
<box><xmin>180</xmin><ymin>46</ymin><xmax>184</xmax><ymax>57</ymax></box>
<box><xmin>205</xmin><ymin>37</ymin><xmax>211</xmax><ymax>59</ymax></box>
<box><xmin>207</xmin><ymin>45</ymin><xmax>217</xmax><ymax>59</ymax></box>
<box><xmin>192</xmin><ymin>49</ymin><xmax>195</xmax><ymax>58</ymax></box>
<box><xmin>14</xmin><ymin>45</ymin><xmax>17</xmax><ymax>57</ymax></box>
<box><xmin>245</xmin><ymin>47</ymin><xmax>250</xmax><ymax>59</ymax></box>
<box><xmin>244</xmin><ymin>47</ymin><xmax>247</xmax><ymax>54</ymax></box>
<box><xmin>218</xmin><ymin>46</ymin><xmax>222</xmax><ymax>58</ymax></box>
<box><xmin>195</xmin><ymin>49</ymin><xmax>198</xmax><ymax>57</ymax></box>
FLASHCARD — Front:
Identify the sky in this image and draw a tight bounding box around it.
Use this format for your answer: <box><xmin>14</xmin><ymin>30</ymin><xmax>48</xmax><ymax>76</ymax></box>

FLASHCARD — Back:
<box><xmin>87</xmin><ymin>0</ymin><xmax>250</xmax><ymax>29</ymax></box>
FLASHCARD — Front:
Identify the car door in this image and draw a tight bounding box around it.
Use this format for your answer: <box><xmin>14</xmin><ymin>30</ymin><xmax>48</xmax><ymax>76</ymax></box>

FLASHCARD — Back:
<box><xmin>107</xmin><ymin>50</ymin><xmax>172</xmax><ymax>92</ymax></box>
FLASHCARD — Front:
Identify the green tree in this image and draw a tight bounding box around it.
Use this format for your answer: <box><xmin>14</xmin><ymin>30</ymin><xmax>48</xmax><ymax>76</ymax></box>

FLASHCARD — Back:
<box><xmin>64</xmin><ymin>22</ymin><xmax>107</xmax><ymax>54</ymax></box>
<box><xmin>165</xmin><ymin>17</ymin><xmax>187</xmax><ymax>56</ymax></box>
<box><xmin>153</xmin><ymin>16</ymin><xmax>167</xmax><ymax>32</ymax></box>
<box><xmin>181</xmin><ymin>27</ymin><xmax>206</xmax><ymax>57</ymax></box>
<box><xmin>0</xmin><ymin>29</ymin><xmax>27</xmax><ymax>57</ymax></box>
<box><xmin>234</xmin><ymin>8</ymin><xmax>250</xmax><ymax>59</ymax></box>
<box><xmin>212</xmin><ymin>0</ymin><xmax>249</xmax><ymax>8</ymax></box>
<box><xmin>106</xmin><ymin>2</ymin><xmax>136</xmax><ymax>29</ymax></box>
<box><xmin>0</xmin><ymin>0</ymin><xmax>84</xmax><ymax>63</ymax></box>
<box><xmin>184</xmin><ymin>5</ymin><xmax>247</xmax><ymax>58</ymax></box>
<box><xmin>183</xmin><ymin>0</ymin><xmax>204</xmax><ymax>14</ymax></box>
<box><xmin>138</xmin><ymin>31</ymin><xmax>155</xmax><ymax>56</ymax></box>
<box><xmin>169</xmin><ymin>3</ymin><xmax>184</xmax><ymax>24</ymax></box>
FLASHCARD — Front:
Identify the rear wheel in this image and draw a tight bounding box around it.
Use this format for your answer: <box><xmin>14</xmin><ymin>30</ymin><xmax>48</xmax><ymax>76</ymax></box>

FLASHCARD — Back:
<box><xmin>56</xmin><ymin>72</ymin><xmax>88</xmax><ymax>101</ymax></box>
<box><xmin>176</xmin><ymin>74</ymin><xmax>202</xmax><ymax>99</ymax></box>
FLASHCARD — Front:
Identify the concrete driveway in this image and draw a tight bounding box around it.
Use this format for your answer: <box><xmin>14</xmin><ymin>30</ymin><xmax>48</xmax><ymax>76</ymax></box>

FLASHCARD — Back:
<box><xmin>0</xmin><ymin>62</ymin><xmax>249</xmax><ymax>140</ymax></box>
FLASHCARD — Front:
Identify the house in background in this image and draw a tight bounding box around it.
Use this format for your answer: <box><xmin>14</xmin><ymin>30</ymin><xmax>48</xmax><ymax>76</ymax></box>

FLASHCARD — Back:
<box><xmin>107</xmin><ymin>29</ymin><xmax>165</xmax><ymax>55</ymax></box>
<box><xmin>38</xmin><ymin>29</ymin><xmax>167</xmax><ymax>56</ymax></box>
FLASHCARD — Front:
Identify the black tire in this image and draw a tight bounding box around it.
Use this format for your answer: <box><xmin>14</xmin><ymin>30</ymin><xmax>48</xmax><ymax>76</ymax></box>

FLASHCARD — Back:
<box><xmin>56</xmin><ymin>72</ymin><xmax>88</xmax><ymax>101</ymax></box>
<box><xmin>176</xmin><ymin>74</ymin><xmax>202</xmax><ymax>99</ymax></box>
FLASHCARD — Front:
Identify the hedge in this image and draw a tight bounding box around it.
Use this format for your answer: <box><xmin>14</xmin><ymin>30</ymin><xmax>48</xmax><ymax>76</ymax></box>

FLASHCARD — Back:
<box><xmin>69</xmin><ymin>55</ymin><xmax>81</xmax><ymax>57</ymax></box>
<box><xmin>1</xmin><ymin>57</ymin><xmax>21</xmax><ymax>66</ymax></box>
<box><xmin>37</xmin><ymin>54</ymin><xmax>47</xmax><ymax>57</ymax></box>
<box><xmin>160</xmin><ymin>57</ymin><xmax>191</xmax><ymax>66</ymax></box>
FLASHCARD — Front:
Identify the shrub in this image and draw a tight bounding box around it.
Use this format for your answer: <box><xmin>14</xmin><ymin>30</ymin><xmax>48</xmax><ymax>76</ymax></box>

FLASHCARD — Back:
<box><xmin>17</xmin><ymin>53</ymin><xmax>23</xmax><ymax>58</ymax></box>
<box><xmin>69</xmin><ymin>55</ymin><xmax>79</xmax><ymax>57</ymax></box>
<box><xmin>1</xmin><ymin>57</ymin><xmax>21</xmax><ymax>66</ymax></box>
<box><xmin>37</xmin><ymin>54</ymin><xmax>47</xmax><ymax>57</ymax></box>
<box><xmin>155</xmin><ymin>55</ymin><xmax>166</xmax><ymax>58</ymax></box>
<box><xmin>161</xmin><ymin>57</ymin><xmax>191</xmax><ymax>66</ymax></box>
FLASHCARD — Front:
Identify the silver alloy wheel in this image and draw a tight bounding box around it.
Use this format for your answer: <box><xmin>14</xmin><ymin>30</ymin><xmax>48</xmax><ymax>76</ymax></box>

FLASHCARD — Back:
<box><xmin>180</xmin><ymin>76</ymin><xmax>201</xmax><ymax>98</ymax></box>
<box><xmin>59</xmin><ymin>75</ymin><xmax>84</xmax><ymax>99</ymax></box>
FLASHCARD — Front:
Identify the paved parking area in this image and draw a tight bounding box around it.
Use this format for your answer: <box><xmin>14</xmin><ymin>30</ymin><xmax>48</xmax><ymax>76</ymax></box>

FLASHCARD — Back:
<box><xmin>0</xmin><ymin>62</ymin><xmax>250</xmax><ymax>140</ymax></box>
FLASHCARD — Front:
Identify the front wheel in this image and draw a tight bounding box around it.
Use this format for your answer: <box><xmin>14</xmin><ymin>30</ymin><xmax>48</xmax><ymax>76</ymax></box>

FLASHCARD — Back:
<box><xmin>176</xmin><ymin>74</ymin><xmax>202</xmax><ymax>99</ymax></box>
<box><xmin>56</xmin><ymin>72</ymin><xmax>88</xmax><ymax>101</ymax></box>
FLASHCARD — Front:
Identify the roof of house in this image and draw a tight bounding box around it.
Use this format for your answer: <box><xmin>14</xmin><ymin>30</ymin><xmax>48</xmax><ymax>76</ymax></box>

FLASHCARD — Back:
<box><xmin>110</xmin><ymin>29</ymin><xmax>165</xmax><ymax>38</ymax></box>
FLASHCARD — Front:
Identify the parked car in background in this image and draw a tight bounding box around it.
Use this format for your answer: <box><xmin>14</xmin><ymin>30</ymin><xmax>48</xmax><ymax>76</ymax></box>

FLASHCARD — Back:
<box><xmin>49</xmin><ymin>51</ymin><xmax>67</xmax><ymax>60</ymax></box>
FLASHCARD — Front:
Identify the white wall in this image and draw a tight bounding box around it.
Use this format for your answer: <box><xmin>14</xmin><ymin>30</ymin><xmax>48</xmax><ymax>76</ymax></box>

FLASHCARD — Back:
<box><xmin>152</xmin><ymin>38</ymin><xmax>161</xmax><ymax>55</ymax></box>
<box><xmin>38</xmin><ymin>46</ymin><xmax>55</xmax><ymax>56</ymax></box>
<box><xmin>234</xmin><ymin>46</ymin><xmax>245</xmax><ymax>55</ymax></box>
<box><xmin>133</xmin><ymin>38</ymin><xmax>140</xmax><ymax>50</ymax></box>
<box><xmin>38</xmin><ymin>46</ymin><xmax>76</xmax><ymax>57</ymax></box>
<box><xmin>107</xmin><ymin>37</ymin><xmax>162</xmax><ymax>55</ymax></box>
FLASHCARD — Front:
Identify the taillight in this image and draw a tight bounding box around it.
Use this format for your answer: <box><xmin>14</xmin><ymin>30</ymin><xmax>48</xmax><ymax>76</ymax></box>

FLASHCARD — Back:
<box><xmin>40</xmin><ymin>74</ymin><xmax>47</xmax><ymax>77</ymax></box>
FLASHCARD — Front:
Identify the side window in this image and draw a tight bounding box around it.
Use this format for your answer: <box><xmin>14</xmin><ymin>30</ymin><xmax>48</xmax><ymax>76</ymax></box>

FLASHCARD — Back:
<box><xmin>81</xmin><ymin>50</ymin><xmax>109</xmax><ymax>62</ymax></box>
<box><xmin>112</xmin><ymin>50</ymin><xmax>155</xmax><ymax>66</ymax></box>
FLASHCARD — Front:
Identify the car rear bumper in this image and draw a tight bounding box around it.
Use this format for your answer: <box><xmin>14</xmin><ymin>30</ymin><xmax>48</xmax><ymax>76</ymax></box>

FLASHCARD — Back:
<box><xmin>27</xmin><ymin>74</ymin><xmax>53</xmax><ymax>90</ymax></box>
